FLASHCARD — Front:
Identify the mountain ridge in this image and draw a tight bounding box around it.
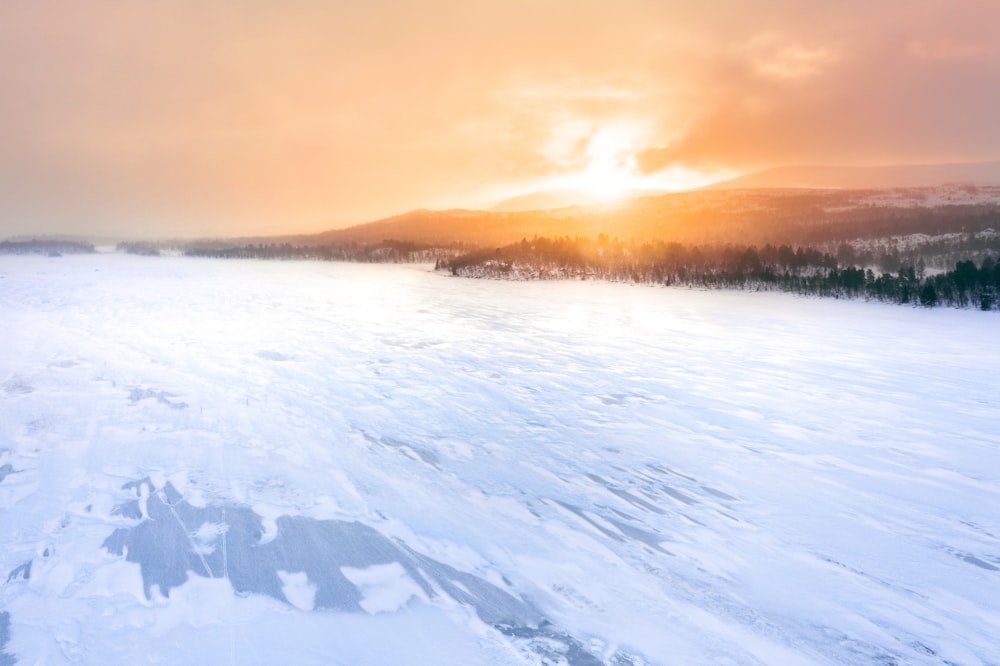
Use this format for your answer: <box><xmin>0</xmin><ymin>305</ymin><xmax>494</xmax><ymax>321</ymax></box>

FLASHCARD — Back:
<box><xmin>490</xmin><ymin>188</ymin><xmax>668</xmax><ymax>212</ymax></box>
<box><xmin>705</xmin><ymin>161</ymin><xmax>1000</xmax><ymax>190</ymax></box>
<box><xmin>51</xmin><ymin>162</ymin><xmax>1000</xmax><ymax>248</ymax></box>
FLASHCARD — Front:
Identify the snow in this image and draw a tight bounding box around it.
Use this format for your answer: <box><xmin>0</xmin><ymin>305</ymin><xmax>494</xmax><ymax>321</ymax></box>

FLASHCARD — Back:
<box><xmin>1</xmin><ymin>253</ymin><xmax>999</xmax><ymax>665</ymax></box>
<box><xmin>340</xmin><ymin>563</ymin><xmax>427</xmax><ymax>614</ymax></box>
<box><xmin>823</xmin><ymin>184</ymin><xmax>1000</xmax><ymax>210</ymax></box>
<box><xmin>278</xmin><ymin>570</ymin><xmax>318</xmax><ymax>611</ymax></box>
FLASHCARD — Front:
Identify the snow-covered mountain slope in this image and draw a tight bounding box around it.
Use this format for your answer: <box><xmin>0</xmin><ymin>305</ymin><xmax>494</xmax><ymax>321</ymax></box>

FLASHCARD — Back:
<box><xmin>1</xmin><ymin>254</ymin><xmax>998</xmax><ymax>664</ymax></box>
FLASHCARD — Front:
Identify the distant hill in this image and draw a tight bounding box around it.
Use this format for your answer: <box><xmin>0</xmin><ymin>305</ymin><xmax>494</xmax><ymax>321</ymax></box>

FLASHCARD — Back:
<box><xmin>295</xmin><ymin>184</ymin><xmax>1000</xmax><ymax>249</ymax></box>
<box><xmin>308</xmin><ymin>206</ymin><xmax>643</xmax><ymax>248</ymax></box>
<box><xmin>490</xmin><ymin>188</ymin><xmax>667</xmax><ymax>212</ymax></box>
<box><xmin>180</xmin><ymin>180</ymin><xmax>1000</xmax><ymax>253</ymax></box>
<box><xmin>707</xmin><ymin>161</ymin><xmax>1000</xmax><ymax>190</ymax></box>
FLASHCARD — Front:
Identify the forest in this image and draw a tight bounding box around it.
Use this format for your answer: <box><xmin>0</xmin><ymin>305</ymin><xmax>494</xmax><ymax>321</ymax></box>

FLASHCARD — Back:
<box><xmin>4</xmin><ymin>187</ymin><xmax>1000</xmax><ymax>310</ymax></box>
<box><xmin>181</xmin><ymin>239</ymin><xmax>456</xmax><ymax>263</ymax></box>
<box><xmin>0</xmin><ymin>239</ymin><xmax>95</xmax><ymax>255</ymax></box>
<box><xmin>439</xmin><ymin>236</ymin><xmax>1000</xmax><ymax>310</ymax></box>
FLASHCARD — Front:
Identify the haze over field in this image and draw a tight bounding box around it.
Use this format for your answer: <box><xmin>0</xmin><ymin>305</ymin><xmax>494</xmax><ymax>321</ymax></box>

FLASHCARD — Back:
<box><xmin>2</xmin><ymin>0</ymin><xmax>999</xmax><ymax>238</ymax></box>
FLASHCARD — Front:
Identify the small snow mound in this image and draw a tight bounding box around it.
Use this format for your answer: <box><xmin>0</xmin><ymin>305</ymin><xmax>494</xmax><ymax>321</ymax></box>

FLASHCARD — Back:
<box><xmin>340</xmin><ymin>562</ymin><xmax>427</xmax><ymax>614</ymax></box>
<box><xmin>278</xmin><ymin>570</ymin><xmax>318</xmax><ymax>610</ymax></box>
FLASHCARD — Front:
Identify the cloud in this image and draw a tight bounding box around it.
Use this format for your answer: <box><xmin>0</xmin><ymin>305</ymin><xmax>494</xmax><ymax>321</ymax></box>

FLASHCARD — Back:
<box><xmin>906</xmin><ymin>39</ymin><xmax>995</xmax><ymax>62</ymax></box>
<box><xmin>0</xmin><ymin>0</ymin><xmax>998</xmax><ymax>237</ymax></box>
<box><xmin>747</xmin><ymin>34</ymin><xmax>840</xmax><ymax>80</ymax></box>
<box><xmin>635</xmin><ymin>1</ymin><xmax>1000</xmax><ymax>173</ymax></box>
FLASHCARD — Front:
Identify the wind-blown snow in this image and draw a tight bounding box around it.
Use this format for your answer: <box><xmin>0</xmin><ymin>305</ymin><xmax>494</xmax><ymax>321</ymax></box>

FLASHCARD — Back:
<box><xmin>1</xmin><ymin>254</ymin><xmax>998</xmax><ymax>665</ymax></box>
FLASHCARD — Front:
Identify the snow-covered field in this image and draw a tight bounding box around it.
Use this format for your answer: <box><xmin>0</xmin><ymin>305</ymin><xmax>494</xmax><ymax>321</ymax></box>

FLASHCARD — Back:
<box><xmin>1</xmin><ymin>254</ymin><xmax>999</xmax><ymax>665</ymax></box>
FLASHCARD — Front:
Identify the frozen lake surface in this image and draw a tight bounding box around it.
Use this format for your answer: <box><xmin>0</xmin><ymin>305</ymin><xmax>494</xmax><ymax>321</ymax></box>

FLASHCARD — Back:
<box><xmin>1</xmin><ymin>254</ymin><xmax>999</xmax><ymax>664</ymax></box>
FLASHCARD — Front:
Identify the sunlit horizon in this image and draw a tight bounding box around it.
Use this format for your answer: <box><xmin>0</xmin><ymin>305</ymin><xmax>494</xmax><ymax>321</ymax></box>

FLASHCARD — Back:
<box><xmin>1</xmin><ymin>1</ymin><xmax>998</xmax><ymax>239</ymax></box>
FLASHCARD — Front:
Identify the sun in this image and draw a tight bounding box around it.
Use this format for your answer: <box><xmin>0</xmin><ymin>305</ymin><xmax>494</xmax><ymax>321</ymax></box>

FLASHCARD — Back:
<box><xmin>536</xmin><ymin>123</ymin><xmax>647</xmax><ymax>200</ymax></box>
<box><xmin>505</xmin><ymin>120</ymin><xmax>738</xmax><ymax>206</ymax></box>
<box><xmin>556</xmin><ymin>156</ymin><xmax>739</xmax><ymax>202</ymax></box>
<box><xmin>551</xmin><ymin>123</ymin><xmax>731</xmax><ymax>199</ymax></box>
<box><xmin>572</xmin><ymin>124</ymin><xmax>643</xmax><ymax>200</ymax></box>
<box><xmin>575</xmin><ymin>155</ymin><xmax>636</xmax><ymax>200</ymax></box>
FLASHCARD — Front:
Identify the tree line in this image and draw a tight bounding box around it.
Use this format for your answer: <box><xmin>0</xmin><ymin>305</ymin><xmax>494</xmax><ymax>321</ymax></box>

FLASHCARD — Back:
<box><xmin>116</xmin><ymin>241</ymin><xmax>161</xmax><ymax>256</ymax></box>
<box><xmin>0</xmin><ymin>239</ymin><xmax>95</xmax><ymax>255</ymax></box>
<box><xmin>438</xmin><ymin>236</ymin><xmax>1000</xmax><ymax>310</ymax></box>
<box><xmin>182</xmin><ymin>240</ymin><xmax>460</xmax><ymax>263</ymax></box>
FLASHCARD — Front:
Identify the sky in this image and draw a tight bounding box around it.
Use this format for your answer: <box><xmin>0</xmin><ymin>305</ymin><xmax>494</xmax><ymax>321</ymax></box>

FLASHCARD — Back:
<box><xmin>1</xmin><ymin>0</ymin><xmax>999</xmax><ymax>239</ymax></box>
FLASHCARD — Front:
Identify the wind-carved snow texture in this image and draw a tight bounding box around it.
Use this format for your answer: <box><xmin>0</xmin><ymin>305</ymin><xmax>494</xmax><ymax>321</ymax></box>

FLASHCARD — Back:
<box><xmin>256</xmin><ymin>350</ymin><xmax>291</xmax><ymax>361</ymax></box>
<box><xmin>4</xmin><ymin>562</ymin><xmax>30</xmax><ymax>584</ymax></box>
<box><xmin>358</xmin><ymin>429</ymin><xmax>441</xmax><ymax>468</ymax></box>
<box><xmin>0</xmin><ymin>612</ymin><xmax>13</xmax><ymax>666</ymax></box>
<box><xmin>128</xmin><ymin>387</ymin><xmax>187</xmax><ymax>410</ymax></box>
<box><xmin>2</xmin><ymin>255</ymin><xmax>1000</xmax><ymax>664</ymax></box>
<box><xmin>1</xmin><ymin>378</ymin><xmax>32</xmax><ymax>396</ymax></box>
<box><xmin>104</xmin><ymin>477</ymin><xmax>602</xmax><ymax>665</ymax></box>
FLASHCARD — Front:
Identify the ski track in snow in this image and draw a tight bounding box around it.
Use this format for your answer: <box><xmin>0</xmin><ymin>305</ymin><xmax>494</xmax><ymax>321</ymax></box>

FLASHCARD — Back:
<box><xmin>0</xmin><ymin>253</ymin><xmax>999</xmax><ymax>665</ymax></box>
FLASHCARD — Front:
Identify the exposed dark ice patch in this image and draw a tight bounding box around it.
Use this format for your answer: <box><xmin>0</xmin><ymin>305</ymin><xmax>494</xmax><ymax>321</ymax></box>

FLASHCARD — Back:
<box><xmin>598</xmin><ymin>392</ymin><xmax>650</xmax><ymax>406</ymax></box>
<box><xmin>606</xmin><ymin>506</ymin><xmax>638</xmax><ymax>521</ymax></box>
<box><xmin>48</xmin><ymin>359</ymin><xmax>78</xmax><ymax>369</ymax></box>
<box><xmin>24</xmin><ymin>418</ymin><xmax>49</xmax><ymax>434</ymax></box>
<box><xmin>404</xmin><ymin>549</ymin><xmax>539</xmax><ymax>626</ymax></box>
<box><xmin>955</xmin><ymin>551</ymin><xmax>999</xmax><ymax>571</ymax></box>
<box><xmin>103</xmin><ymin>478</ymin><xmax>616</xmax><ymax>666</ymax></box>
<box><xmin>679</xmin><ymin>512</ymin><xmax>707</xmax><ymax>527</ymax></box>
<box><xmin>256</xmin><ymin>350</ymin><xmax>290</xmax><ymax>361</ymax></box>
<box><xmin>0</xmin><ymin>612</ymin><xmax>13</xmax><ymax>666</ymax></box>
<box><xmin>498</xmin><ymin>622</ymin><xmax>603</xmax><ymax>666</ymax></box>
<box><xmin>553</xmin><ymin>500</ymin><xmax>670</xmax><ymax>554</ymax></box>
<box><xmin>587</xmin><ymin>472</ymin><xmax>674</xmax><ymax>514</ymax></box>
<box><xmin>128</xmin><ymin>388</ymin><xmax>187</xmax><ymax>410</ymax></box>
<box><xmin>0</xmin><ymin>465</ymin><xmax>14</xmax><ymax>484</ymax></box>
<box><xmin>380</xmin><ymin>436</ymin><xmax>440</xmax><ymax>467</ymax></box>
<box><xmin>646</xmin><ymin>463</ymin><xmax>696</xmax><ymax>482</ymax></box>
<box><xmin>958</xmin><ymin>519</ymin><xmax>997</xmax><ymax>540</ymax></box>
<box><xmin>553</xmin><ymin>500</ymin><xmax>627</xmax><ymax>544</ymax></box>
<box><xmin>607</xmin><ymin>487</ymin><xmax>666</xmax><ymax>514</ymax></box>
<box><xmin>700</xmin><ymin>486</ymin><xmax>738</xmax><ymax>501</ymax></box>
<box><xmin>658</xmin><ymin>485</ymin><xmax>698</xmax><ymax>506</ymax></box>
<box><xmin>818</xmin><ymin>627</ymin><xmax>946</xmax><ymax>666</ymax></box>
<box><xmin>1</xmin><ymin>378</ymin><xmax>32</xmax><ymax>395</ymax></box>
<box><xmin>604</xmin><ymin>517</ymin><xmax>672</xmax><ymax>554</ymax></box>
<box><xmin>5</xmin><ymin>562</ymin><xmax>30</xmax><ymax>583</ymax></box>
<box><xmin>110</xmin><ymin>498</ymin><xmax>143</xmax><ymax>519</ymax></box>
<box><xmin>359</xmin><ymin>430</ymin><xmax>440</xmax><ymax>468</ymax></box>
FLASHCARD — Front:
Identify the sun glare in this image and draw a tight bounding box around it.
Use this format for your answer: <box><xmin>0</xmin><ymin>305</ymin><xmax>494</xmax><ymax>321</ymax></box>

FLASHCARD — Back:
<box><xmin>577</xmin><ymin>125</ymin><xmax>637</xmax><ymax>199</ymax></box>
<box><xmin>540</xmin><ymin>122</ymin><xmax>736</xmax><ymax>201</ymax></box>
<box><xmin>551</xmin><ymin>151</ymin><xmax>734</xmax><ymax>201</ymax></box>
<box><xmin>539</xmin><ymin>123</ymin><xmax>647</xmax><ymax>200</ymax></box>
<box><xmin>478</xmin><ymin>120</ymin><xmax>740</xmax><ymax>209</ymax></box>
<box><xmin>577</xmin><ymin>158</ymin><xmax>634</xmax><ymax>200</ymax></box>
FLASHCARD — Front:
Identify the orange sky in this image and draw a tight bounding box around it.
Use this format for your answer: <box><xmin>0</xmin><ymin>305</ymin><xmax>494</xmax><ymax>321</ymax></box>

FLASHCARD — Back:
<box><xmin>1</xmin><ymin>0</ymin><xmax>998</xmax><ymax>238</ymax></box>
